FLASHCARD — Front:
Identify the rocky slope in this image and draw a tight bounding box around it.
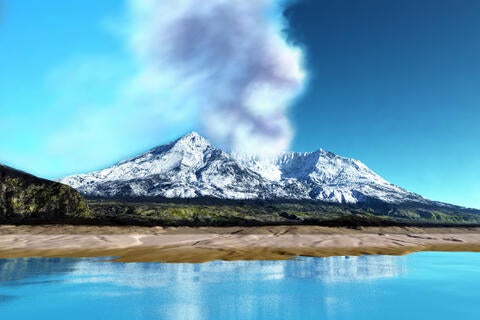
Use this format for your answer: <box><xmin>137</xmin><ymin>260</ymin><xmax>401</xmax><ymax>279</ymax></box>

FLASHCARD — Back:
<box><xmin>60</xmin><ymin>132</ymin><xmax>426</xmax><ymax>204</ymax></box>
<box><xmin>0</xmin><ymin>164</ymin><xmax>91</xmax><ymax>223</ymax></box>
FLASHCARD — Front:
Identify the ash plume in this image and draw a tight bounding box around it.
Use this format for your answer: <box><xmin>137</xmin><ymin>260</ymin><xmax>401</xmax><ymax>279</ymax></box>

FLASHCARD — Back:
<box><xmin>128</xmin><ymin>0</ymin><xmax>307</xmax><ymax>157</ymax></box>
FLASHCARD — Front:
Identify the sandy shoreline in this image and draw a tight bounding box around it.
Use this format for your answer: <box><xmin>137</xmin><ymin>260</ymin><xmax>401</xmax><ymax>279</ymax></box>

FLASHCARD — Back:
<box><xmin>1</xmin><ymin>225</ymin><xmax>480</xmax><ymax>262</ymax></box>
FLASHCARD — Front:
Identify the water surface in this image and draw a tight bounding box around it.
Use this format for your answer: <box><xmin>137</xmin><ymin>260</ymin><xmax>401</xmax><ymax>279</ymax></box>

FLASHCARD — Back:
<box><xmin>0</xmin><ymin>252</ymin><xmax>479</xmax><ymax>319</ymax></box>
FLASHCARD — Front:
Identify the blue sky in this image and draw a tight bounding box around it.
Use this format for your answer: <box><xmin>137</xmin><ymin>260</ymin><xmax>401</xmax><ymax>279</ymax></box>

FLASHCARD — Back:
<box><xmin>1</xmin><ymin>0</ymin><xmax>479</xmax><ymax>208</ymax></box>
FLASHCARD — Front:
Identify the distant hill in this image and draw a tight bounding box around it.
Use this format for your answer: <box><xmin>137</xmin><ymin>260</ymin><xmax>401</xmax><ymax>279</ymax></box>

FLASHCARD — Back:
<box><xmin>0</xmin><ymin>164</ymin><xmax>91</xmax><ymax>223</ymax></box>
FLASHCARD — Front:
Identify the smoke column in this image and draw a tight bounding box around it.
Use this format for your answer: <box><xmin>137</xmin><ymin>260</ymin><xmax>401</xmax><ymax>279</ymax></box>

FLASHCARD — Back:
<box><xmin>128</xmin><ymin>0</ymin><xmax>307</xmax><ymax>157</ymax></box>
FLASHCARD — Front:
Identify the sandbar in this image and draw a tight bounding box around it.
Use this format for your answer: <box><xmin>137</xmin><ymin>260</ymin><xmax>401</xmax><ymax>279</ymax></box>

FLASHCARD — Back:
<box><xmin>0</xmin><ymin>225</ymin><xmax>480</xmax><ymax>262</ymax></box>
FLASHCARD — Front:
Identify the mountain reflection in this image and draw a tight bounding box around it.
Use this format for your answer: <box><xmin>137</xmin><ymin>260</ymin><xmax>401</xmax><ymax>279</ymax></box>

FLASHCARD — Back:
<box><xmin>0</xmin><ymin>255</ymin><xmax>408</xmax><ymax>320</ymax></box>
<box><xmin>68</xmin><ymin>255</ymin><xmax>406</xmax><ymax>288</ymax></box>
<box><xmin>288</xmin><ymin>255</ymin><xmax>406</xmax><ymax>282</ymax></box>
<box><xmin>68</xmin><ymin>255</ymin><xmax>406</xmax><ymax>320</ymax></box>
<box><xmin>0</xmin><ymin>258</ymin><xmax>78</xmax><ymax>284</ymax></box>
<box><xmin>2</xmin><ymin>253</ymin><xmax>479</xmax><ymax>320</ymax></box>
<box><xmin>0</xmin><ymin>255</ymin><xmax>405</xmax><ymax>286</ymax></box>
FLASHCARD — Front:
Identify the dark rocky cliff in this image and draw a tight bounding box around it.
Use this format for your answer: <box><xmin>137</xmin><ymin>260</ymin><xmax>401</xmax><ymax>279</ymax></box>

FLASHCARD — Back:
<box><xmin>0</xmin><ymin>165</ymin><xmax>91</xmax><ymax>223</ymax></box>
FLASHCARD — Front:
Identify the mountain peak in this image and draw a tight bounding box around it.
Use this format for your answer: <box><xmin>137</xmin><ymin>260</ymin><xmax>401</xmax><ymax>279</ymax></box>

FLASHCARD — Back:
<box><xmin>60</xmin><ymin>132</ymin><xmax>425</xmax><ymax>204</ymax></box>
<box><xmin>177</xmin><ymin>131</ymin><xmax>205</xmax><ymax>142</ymax></box>
<box><xmin>170</xmin><ymin>131</ymin><xmax>212</xmax><ymax>153</ymax></box>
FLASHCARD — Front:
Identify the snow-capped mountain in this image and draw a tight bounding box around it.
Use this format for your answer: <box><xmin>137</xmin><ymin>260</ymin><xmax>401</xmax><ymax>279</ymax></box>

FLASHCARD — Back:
<box><xmin>59</xmin><ymin>132</ymin><xmax>425</xmax><ymax>204</ymax></box>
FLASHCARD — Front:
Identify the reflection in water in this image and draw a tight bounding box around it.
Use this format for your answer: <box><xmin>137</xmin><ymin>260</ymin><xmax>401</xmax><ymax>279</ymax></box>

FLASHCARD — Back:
<box><xmin>0</xmin><ymin>258</ymin><xmax>78</xmax><ymax>283</ymax></box>
<box><xmin>0</xmin><ymin>255</ymin><xmax>410</xmax><ymax>320</ymax></box>
<box><xmin>67</xmin><ymin>255</ymin><xmax>406</xmax><ymax>320</ymax></box>
<box><xmin>68</xmin><ymin>255</ymin><xmax>406</xmax><ymax>288</ymax></box>
<box><xmin>0</xmin><ymin>253</ymin><xmax>479</xmax><ymax>319</ymax></box>
<box><xmin>0</xmin><ymin>255</ymin><xmax>405</xmax><ymax>287</ymax></box>
<box><xmin>0</xmin><ymin>295</ymin><xmax>16</xmax><ymax>304</ymax></box>
<box><xmin>288</xmin><ymin>255</ymin><xmax>406</xmax><ymax>282</ymax></box>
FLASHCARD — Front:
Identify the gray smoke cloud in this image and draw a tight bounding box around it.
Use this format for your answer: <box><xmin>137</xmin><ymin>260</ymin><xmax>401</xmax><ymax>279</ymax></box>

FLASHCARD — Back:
<box><xmin>128</xmin><ymin>0</ymin><xmax>307</xmax><ymax>157</ymax></box>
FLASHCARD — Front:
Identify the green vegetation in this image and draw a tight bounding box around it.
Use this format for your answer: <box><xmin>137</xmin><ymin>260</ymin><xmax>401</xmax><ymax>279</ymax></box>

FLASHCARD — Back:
<box><xmin>1</xmin><ymin>163</ymin><xmax>479</xmax><ymax>227</ymax></box>
<box><xmin>0</xmin><ymin>165</ymin><xmax>91</xmax><ymax>223</ymax></box>
<box><xmin>85</xmin><ymin>198</ymin><xmax>480</xmax><ymax>227</ymax></box>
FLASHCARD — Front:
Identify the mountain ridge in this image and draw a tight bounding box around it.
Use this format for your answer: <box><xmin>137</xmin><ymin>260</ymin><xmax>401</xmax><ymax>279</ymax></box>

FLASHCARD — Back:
<box><xmin>60</xmin><ymin>132</ymin><xmax>430</xmax><ymax>205</ymax></box>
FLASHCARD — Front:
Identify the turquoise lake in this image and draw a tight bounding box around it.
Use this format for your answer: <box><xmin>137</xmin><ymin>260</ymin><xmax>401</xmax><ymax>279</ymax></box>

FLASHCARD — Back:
<box><xmin>0</xmin><ymin>252</ymin><xmax>479</xmax><ymax>319</ymax></box>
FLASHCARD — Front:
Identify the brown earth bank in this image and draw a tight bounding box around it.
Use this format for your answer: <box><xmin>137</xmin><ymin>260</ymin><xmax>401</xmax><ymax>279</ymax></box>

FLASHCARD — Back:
<box><xmin>0</xmin><ymin>225</ymin><xmax>480</xmax><ymax>262</ymax></box>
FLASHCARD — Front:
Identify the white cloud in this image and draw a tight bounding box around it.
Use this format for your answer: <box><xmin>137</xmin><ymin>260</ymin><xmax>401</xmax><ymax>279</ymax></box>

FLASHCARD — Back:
<box><xmin>39</xmin><ymin>0</ymin><xmax>307</xmax><ymax>177</ymax></box>
<box><xmin>126</xmin><ymin>0</ymin><xmax>307</xmax><ymax>157</ymax></box>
